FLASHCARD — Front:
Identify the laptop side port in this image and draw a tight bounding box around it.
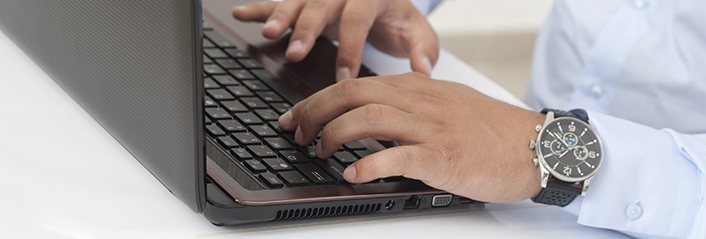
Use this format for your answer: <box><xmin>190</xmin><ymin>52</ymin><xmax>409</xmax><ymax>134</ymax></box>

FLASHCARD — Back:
<box><xmin>431</xmin><ymin>194</ymin><xmax>453</xmax><ymax>207</ymax></box>
<box><xmin>403</xmin><ymin>195</ymin><xmax>420</xmax><ymax>210</ymax></box>
<box><xmin>459</xmin><ymin>197</ymin><xmax>475</xmax><ymax>204</ymax></box>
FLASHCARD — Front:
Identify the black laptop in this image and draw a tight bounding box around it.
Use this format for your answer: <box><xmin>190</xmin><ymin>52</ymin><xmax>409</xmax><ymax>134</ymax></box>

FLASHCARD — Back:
<box><xmin>0</xmin><ymin>0</ymin><xmax>482</xmax><ymax>225</ymax></box>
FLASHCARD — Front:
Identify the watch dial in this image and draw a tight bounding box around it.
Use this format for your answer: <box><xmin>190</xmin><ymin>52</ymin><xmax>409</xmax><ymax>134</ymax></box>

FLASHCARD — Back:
<box><xmin>537</xmin><ymin>118</ymin><xmax>603</xmax><ymax>181</ymax></box>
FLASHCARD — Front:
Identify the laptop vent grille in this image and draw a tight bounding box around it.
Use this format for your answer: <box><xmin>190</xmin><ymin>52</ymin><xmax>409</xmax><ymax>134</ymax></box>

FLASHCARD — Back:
<box><xmin>274</xmin><ymin>203</ymin><xmax>382</xmax><ymax>221</ymax></box>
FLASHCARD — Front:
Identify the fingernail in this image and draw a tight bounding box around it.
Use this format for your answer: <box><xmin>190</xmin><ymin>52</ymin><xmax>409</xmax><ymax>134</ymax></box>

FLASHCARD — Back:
<box><xmin>422</xmin><ymin>56</ymin><xmax>433</xmax><ymax>76</ymax></box>
<box><xmin>279</xmin><ymin>110</ymin><xmax>293</xmax><ymax>128</ymax></box>
<box><xmin>343</xmin><ymin>166</ymin><xmax>356</xmax><ymax>182</ymax></box>
<box><xmin>295</xmin><ymin>126</ymin><xmax>303</xmax><ymax>145</ymax></box>
<box><xmin>336</xmin><ymin>66</ymin><xmax>350</xmax><ymax>82</ymax></box>
<box><xmin>263</xmin><ymin>19</ymin><xmax>280</xmax><ymax>30</ymax></box>
<box><xmin>287</xmin><ymin>40</ymin><xmax>303</xmax><ymax>55</ymax></box>
<box><xmin>315</xmin><ymin>142</ymin><xmax>322</xmax><ymax>157</ymax></box>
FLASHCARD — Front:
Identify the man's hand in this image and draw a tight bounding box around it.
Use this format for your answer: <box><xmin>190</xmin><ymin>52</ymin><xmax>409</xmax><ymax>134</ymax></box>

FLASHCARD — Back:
<box><xmin>232</xmin><ymin>0</ymin><xmax>439</xmax><ymax>81</ymax></box>
<box><xmin>278</xmin><ymin>73</ymin><xmax>546</xmax><ymax>203</ymax></box>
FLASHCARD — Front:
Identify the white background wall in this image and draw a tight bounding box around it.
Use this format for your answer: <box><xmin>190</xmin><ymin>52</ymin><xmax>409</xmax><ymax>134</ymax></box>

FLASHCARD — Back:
<box><xmin>427</xmin><ymin>0</ymin><xmax>554</xmax><ymax>98</ymax></box>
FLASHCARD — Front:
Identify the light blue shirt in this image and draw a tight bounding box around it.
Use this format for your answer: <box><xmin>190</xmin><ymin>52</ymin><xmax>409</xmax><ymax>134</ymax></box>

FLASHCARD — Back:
<box><xmin>526</xmin><ymin>0</ymin><xmax>706</xmax><ymax>238</ymax></box>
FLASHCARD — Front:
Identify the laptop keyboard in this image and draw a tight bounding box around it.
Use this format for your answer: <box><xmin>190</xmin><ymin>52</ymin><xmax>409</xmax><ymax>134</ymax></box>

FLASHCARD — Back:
<box><xmin>202</xmin><ymin>24</ymin><xmax>401</xmax><ymax>189</ymax></box>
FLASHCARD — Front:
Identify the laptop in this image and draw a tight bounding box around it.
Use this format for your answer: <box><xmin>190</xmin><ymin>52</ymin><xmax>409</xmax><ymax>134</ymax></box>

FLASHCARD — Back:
<box><xmin>0</xmin><ymin>0</ymin><xmax>482</xmax><ymax>225</ymax></box>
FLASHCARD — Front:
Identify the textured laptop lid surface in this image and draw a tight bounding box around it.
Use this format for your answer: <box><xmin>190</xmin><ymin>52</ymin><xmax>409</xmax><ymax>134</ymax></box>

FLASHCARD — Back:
<box><xmin>0</xmin><ymin>1</ymin><xmax>205</xmax><ymax>212</ymax></box>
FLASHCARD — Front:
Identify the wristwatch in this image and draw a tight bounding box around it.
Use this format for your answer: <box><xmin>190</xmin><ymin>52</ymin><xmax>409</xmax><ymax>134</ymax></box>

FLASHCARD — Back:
<box><xmin>529</xmin><ymin>109</ymin><xmax>603</xmax><ymax>207</ymax></box>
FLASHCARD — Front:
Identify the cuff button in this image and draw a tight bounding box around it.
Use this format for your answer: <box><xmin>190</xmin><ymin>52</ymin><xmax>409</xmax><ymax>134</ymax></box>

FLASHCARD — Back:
<box><xmin>625</xmin><ymin>201</ymin><xmax>642</xmax><ymax>220</ymax></box>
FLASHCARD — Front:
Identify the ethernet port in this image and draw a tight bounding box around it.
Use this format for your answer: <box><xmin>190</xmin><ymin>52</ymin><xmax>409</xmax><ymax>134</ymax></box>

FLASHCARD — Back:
<box><xmin>403</xmin><ymin>195</ymin><xmax>420</xmax><ymax>210</ymax></box>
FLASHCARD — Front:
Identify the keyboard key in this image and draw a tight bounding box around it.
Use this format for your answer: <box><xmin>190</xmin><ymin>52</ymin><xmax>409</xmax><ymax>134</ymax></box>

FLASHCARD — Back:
<box><xmin>235</xmin><ymin>112</ymin><xmax>262</xmax><ymax>124</ymax></box>
<box><xmin>231</xmin><ymin>147</ymin><xmax>252</xmax><ymax>160</ymax></box>
<box><xmin>205</xmin><ymin>116</ymin><xmax>212</xmax><ymax>125</ymax></box>
<box><xmin>279</xmin><ymin>171</ymin><xmax>309</xmax><ymax>186</ymax></box>
<box><xmin>265</xmin><ymin>137</ymin><xmax>293</xmax><ymax>149</ymax></box>
<box><xmin>241</xmin><ymin>97</ymin><xmax>268</xmax><ymax>109</ymax></box>
<box><xmin>255</xmin><ymin>109</ymin><xmax>279</xmax><ymax>121</ymax></box>
<box><xmin>250</xmin><ymin>125</ymin><xmax>277</xmax><ymax>137</ymax></box>
<box><xmin>248</xmin><ymin>145</ymin><xmax>277</xmax><ymax>157</ymax></box>
<box><xmin>245</xmin><ymin>159</ymin><xmax>267</xmax><ymax>172</ymax></box>
<box><xmin>215</xmin><ymin>59</ymin><xmax>242</xmax><ymax>69</ymax></box>
<box><xmin>334</xmin><ymin>151</ymin><xmax>358</xmax><ymax>164</ymax></box>
<box><xmin>205</xmin><ymin>124</ymin><xmax>226</xmax><ymax>136</ymax></box>
<box><xmin>280</xmin><ymin>150</ymin><xmax>309</xmax><ymax>163</ymax></box>
<box><xmin>205</xmin><ymin>108</ymin><xmax>231</xmax><ymax>119</ymax></box>
<box><xmin>204</xmin><ymin>64</ymin><xmax>226</xmax><ymax>75</ymax></box>
<box><xmin>204</xmin><ymin>96</ymin><xmax>218</xmax><ymax>107</ymax></box>
<box><xmin>345</xmin><ymin>141</ymin><xmax>367</xmax><ymax>150</ymax></box>
<box><xmin>237</xmin><ymin>58</ymin><xmax>263</xmax><ymax>69</ymax></box>
<box><xmin>226</xmin><ymin>86</ymin><xmax>254</xmax><ymax>97</ymax></box>
<box><xmin>316</xmin><ymin>158</ymin><xmax>346</xmax><ymax>182</ymax></box>
<box><xmin>217</xmin><ymin>136</ymin><xmax>239</xmax><ymax>148</ymax></box>
<box><xmin>270</xmin><ymin>102</ymin><xmax>292</xmax><ymax>114</ymax></box>
<box><xmin>382</xmin><ymin>176</ymin><xmax>405</xmax><ymax>182</ymax></box>
<box><xmin>203</xmin><ymin>38</ymin><xmax>216</xmax><ymax>48</ymax></box>
<box><xmin>269</xmin><ymin>122</ymin><xmax>282</xmax><ymax>132</ymax></box>
<box><xmin>259</xmin><ymin>172</ymin><xmax>284</xmax><ymax>188</ymax></box>
<box><xmin>233</xmin><ymin>132</ymin><xmax>261</xmax><ymax>144</ymax></box>
<box><xmin>203</xmin><ymin>56</ymin><xmax>213</xmax><ymax>64</ymax></box>
<box><xmin>217</xmin><ymin>120</ymin><xmax>246</xmax><ymax>132</ymax></box>
<box><xmin>220</xmin><ymin>101</ymin><xmax>248</xmax><ymax>112</ymax></box>
<box><xmin>256</xmin><ymin>91</ymin><xmax>283</xmax><ymax>102</ymax></box>
<box><xmin>204</xmin><ymin>77</ymin><xmax>220</xmax><ymax>89</ymax></box>
<box><xmin>262</xmin><ymin>158</ymin><xmax>292</xmax><ymax>171</ymax></box>
<box><xmin>283</xmin><ymin>133</ymin><xmax>297</xmax><ymax>144</ymax></box>
<box><xmin>242</xmin><ymin>80</ymin><xmax>269</xmax><ymax>91</ymax></box>
<box><xmin>301</xmin><ymin>145</ymin><xmax>317</xmax><ymax>158</ymax></box>
<box><xmin>224</xmin><ymin>48</ymin><xmax>249</xmax><ymax>58</ymax></box>
<box><xmin>212</xmin><ymin>75</ymin><xmax>240</xmax><ymax>86</ymax></box>
<box><xmin>354</xmin><ymin>150</ymin><xmax>374</xmax><ymax>158</ymax></box>
<box><xmin>229</xmin><ymin>69</ymin><xmax>256</xmax><ymax>80</ymax></box>
<box><xmin>296</xmin><ymin>163</ymin><xmax>334</xmax><ymax>185</ymax></box>
<box><xmin>204</xmin><ymin>31</ymin><xmax>235</xmax><ymax>48</ymax></box>
<box><xmin>206</xmin><ymin>89</ymin><xmax>234</xmax><ymax>101</ymax></box>
<box><xmin>204</xmin><ymin>48</ymin><xmax>228</xmax><ymax>59</ymax></box>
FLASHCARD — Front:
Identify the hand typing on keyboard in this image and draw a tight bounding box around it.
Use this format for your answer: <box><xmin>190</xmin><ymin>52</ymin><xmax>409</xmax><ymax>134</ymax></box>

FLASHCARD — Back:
<box><xmin>278</xmin><ymin>73</ymin><xmax>547</xmax><ymax>204</ymax></box>
<box><xmin>232</xmin><ymin>0</ymin><xmax>438</xmax><ymax>81</ymax></box>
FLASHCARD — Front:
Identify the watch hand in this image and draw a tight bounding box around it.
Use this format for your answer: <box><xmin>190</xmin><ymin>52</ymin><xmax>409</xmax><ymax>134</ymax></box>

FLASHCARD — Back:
<box><xmin>557</xmin><ymin>149</ymin><xmax>569</xmax><ymax>158</ymax></box>
<box><xmin>553</xmin><ymin>132</ymin><xmax>570</xmax><ymax>148</ymax></box>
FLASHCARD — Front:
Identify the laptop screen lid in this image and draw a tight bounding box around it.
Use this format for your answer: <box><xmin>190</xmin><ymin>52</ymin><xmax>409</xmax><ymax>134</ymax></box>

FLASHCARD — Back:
<box><xmin>0</xmin><ymin>0</ymin><xmax>206</xmax><ymax>212</ymax></box>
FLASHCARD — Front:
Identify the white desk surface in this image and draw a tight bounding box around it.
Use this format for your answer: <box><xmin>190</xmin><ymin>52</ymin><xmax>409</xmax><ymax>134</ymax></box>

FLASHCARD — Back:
<box><xmin>0</xmin><ymin>29</ymin><xmax>630</xmax><ymax>239</ymax></box>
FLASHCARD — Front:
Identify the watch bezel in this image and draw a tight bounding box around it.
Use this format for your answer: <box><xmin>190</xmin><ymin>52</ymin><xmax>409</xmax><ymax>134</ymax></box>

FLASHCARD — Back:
<box><xmin>536</xmin><ymin>116</ymin><xmax>603</xmax><ymax>183</ymax></box>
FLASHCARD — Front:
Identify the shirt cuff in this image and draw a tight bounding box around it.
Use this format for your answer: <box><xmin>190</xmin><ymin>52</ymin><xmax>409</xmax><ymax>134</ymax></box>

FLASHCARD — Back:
<box><xmin>409</xmin><ymin>0</ymin><xmax>443</xmax><ymax>16</ymax></box>
<box><xmin>573</xmin><ymin>110</ymin><xmax>704</xmax><ymax>238</ymax></box>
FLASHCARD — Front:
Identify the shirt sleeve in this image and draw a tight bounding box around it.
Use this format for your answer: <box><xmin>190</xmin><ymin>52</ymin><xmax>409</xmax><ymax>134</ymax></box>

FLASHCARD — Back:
<box><xmin>564</xmin><ymin>110</ymin><xmax>705</xmax><ymax>238</ymax></box>
<box><xmin>408</xmin><ymin>0</ymin><xmax>443</xmax><ymax>16</ymax></box>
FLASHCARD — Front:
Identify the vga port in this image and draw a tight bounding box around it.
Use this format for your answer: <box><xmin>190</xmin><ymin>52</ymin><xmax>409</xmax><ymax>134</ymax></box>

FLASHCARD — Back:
<box><xmin>431</xmin><ymin>194</ymin><xmax>453</xmax><ymax>207</ymax></box>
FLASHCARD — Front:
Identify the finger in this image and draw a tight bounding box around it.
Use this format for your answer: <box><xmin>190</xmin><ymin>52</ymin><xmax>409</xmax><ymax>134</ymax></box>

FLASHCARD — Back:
<box><xmin>281</xmin><ymin>78</ymin><xmax>417</xmax><ymax>145</ymax></box>
<box><xmin>316</xmin><ymin>104</ymin><xmax>429</xmax><ymax>158</ymax></box>
<box><xmin>407</xmin><ymin>16</ymin><xmax>439</xmax><ymax>76</ymax></box>
<box><xmin>232</xmin><ymin>1</ymin><xmax>279</xmax><ymax>22</ymax></box>
<box><xmin>261</xmin><ymin>0</ymin><xmax>307</xmax><ymax>39</ymax></box>
<box><xmin>335</xmin><ymin>0</ymin><xmax>380</xmax><ymax>81</ymax></box>
<box><xmin>286</xmin><ymin>0</ymin><xmax>346</xmax><ymax>62</ymax></box>
<box><xmin>343</xmin><ymin>146</ymin><xmax>438</xmax><ymax>184</ymax></box>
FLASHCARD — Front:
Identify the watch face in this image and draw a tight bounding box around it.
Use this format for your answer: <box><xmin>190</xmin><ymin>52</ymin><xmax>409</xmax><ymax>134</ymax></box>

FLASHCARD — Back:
<box><xmin>537</xmin><ymin>117</ymin><xmax>603</xmax><ymax>182</ymax></box>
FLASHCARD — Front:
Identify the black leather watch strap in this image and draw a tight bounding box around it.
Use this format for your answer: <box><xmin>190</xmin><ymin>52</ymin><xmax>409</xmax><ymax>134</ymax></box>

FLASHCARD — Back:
<box><xmin>541</xmin><ymin>108</ymin><xmax>589</xmax><ymax>123</ymax></box>
<box><xmin>531</xmin><ymin>181</ymin><xmax>582</xmax><ymax>207</ymax></box>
